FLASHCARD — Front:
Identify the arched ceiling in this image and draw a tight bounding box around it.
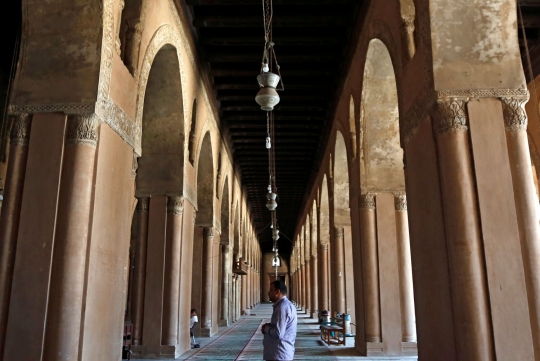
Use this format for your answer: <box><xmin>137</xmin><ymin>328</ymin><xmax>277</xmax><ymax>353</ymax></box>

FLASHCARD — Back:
<box><xmin>184</xmin><ymin>0</ymin><xmax>364</xmax><ymax>254</ymax></box>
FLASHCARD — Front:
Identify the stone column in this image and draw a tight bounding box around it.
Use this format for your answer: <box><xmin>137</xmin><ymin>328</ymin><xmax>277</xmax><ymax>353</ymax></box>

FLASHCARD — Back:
<box><xmin>334</xmin><ymin>226</ymin><xmax>346</xmax><ymax>314</ymax></box>
<box><xmin>132</xmin><ymin>197</ymin><xmax>149</xmax><ymax>345</ymax></box>
<box><xmin>319</xmin><ymin>243</ymin><xmax>329</xmax><ymax>312</ymax></box>
<box><xmin>231</xmin><ymin>275</ymin><xmax>237</xmax><ymax>323</ymax></box>
<box><xmin>502</xmin><ymin>97</ymin><xmax>540</xmax><ymax>357</ymax></box>
<box><xmin>43</xmin><ymin>114</ymin><xmax>99</xmax><ymax>360</ymax></box>
<box><xmin>162</xmin><ymin>196</ymin><xmax>184</xmax><ymax>345</ymax></box>
<box><xmin>300</xmin><ymin>264</ymin><xmax>306</xmax><ymax>310</ymax></box>
<box><xmin>305</xmin><ymin>260</ymin><xmax>312</xmax><ymax>314</ymax></box>
<box><xmin>201</xmin><ymin>227</ymin><xmax>214</xmax><ymax>335</ymax></box>
<box><xmin>394</xmin><ymin>194</ymin><xmax>416</xmax><ymax>343</ymax></box>
<box><xmin>236</xmin><ymin>276</ymin><xmax>241</xmax><ymax>320</ymax></box>
<box><xmin>0</xmin><ymin>114</ymin><xmax>32</xmax><ymax>356</ymax></box>
<box><xmin>220</xmin><ymin>245</ymin><xmax>230</xmax><ymax>326</ymax></box>
<box><xmin>359</xmin><ymin>193</ymin><xmax>381</xmax><ymax>342</ymax></box>
<box><xmin>434</xmin><ymin>98</ymin><xmax>493</xmax><ymax>359</ymax></box>
<box><xmin>311</xmin><ymin>254</ymin><xmax>318</xmax><ymax>318</ymax></box>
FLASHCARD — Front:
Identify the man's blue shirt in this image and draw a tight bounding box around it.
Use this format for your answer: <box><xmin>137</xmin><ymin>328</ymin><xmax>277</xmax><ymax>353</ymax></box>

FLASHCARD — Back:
<box><xmin>263</xmin><ymin>296</ymin><xmax>297</xmax><ymax>360</ymax></box>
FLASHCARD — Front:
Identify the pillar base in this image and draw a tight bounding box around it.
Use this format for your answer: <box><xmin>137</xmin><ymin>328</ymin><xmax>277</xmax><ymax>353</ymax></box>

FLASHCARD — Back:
<box><xmin>199</xmin><ymin>327</ymin><xmax>215</xmax><ymax>337</ymax></box>
<box><xmin>218</xmin><ymin>319</ymin><xmax>229</xmax><ymax>327</ymax></box>
<box><xmin>402</xmin><ymin>342</ymin><xmax>418</xmax><ymax>356</ymax></box>
<box><xmin>311</xmin><ymin>311</ymin><xmax>318</xmax><ymax>319</ymax></box>
<box><xmin>131</xmin><ymin>344</ymin><xmax>185</xmax><ymax>359</ymax></box>
<box><xmin>366</xmin><ymin>342</ymin><xmax>384</xmax><ymax>356</ymax></box>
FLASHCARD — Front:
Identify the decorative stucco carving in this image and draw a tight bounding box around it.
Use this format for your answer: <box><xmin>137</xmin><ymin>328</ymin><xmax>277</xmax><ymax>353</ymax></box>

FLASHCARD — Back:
<box><xmin>402</xmin><ymin>17</ymin><xmax>416</xmax><ymax>59</ymax></box>
<box><xmin>131</xmin><ymin>154</ymin><xmax>138</xmax><ymax>180</ymax></box>
<box><xmin>66</xmin><ymin>114</ymin><xmax>100</xmax><ymax>147</ymax></box>
<box><xmin>167</xmin><ymin>196</ymin><xmax>184</xmax><ymax>215</ymax></box>
<box><xmin>204</xmin><ymin>226</ymin><xmax>215</xmax><ymax>238</ymax></box>
<box><xmin>394</xmin><ymin>194</ymin><xmax>407</xmax><ymax>211</ymax></box>
<box><xmin>501</xmin><ymin>96</ymin><xmax>529</xmax><ymax>132</ymax></box>
<box><xmin>10</xmin><ymin>113</ymin><xmax>32</xmax><ymax>146</ymax></box>
<box><xmin>137</xmin><ymin>197</ymin><xmax>149</xmax><ymax>212</ymax></box>
<box><xmin>359</xmin><ymin>193</ymin><xmax>376</xmax><ymax>210</ymax></box>
<box><xmin>8</xmin><ymin>102</ymin><xmax>95</xmax><ymax>115</ymax></box>
<box><xmin>434</xmin><ymin>98</ymin><xmax>469</xmax><ymax>135</ymax></box>
<box><xmin>335</xmin><ymin>226</ymin><xmax>344</xmax><ymax>238</ymax></box>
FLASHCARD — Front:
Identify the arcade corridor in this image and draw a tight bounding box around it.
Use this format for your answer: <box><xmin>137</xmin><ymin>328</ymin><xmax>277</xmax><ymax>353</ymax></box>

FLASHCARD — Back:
<box><xmin>133</xmin><ymin>303</ymin><xmax>417</xmax><ymax>361</ymax></box>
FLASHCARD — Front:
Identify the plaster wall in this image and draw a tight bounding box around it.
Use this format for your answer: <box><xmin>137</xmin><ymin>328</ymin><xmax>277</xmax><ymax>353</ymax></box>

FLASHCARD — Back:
<box><xmin>11</xmin><ymin>2</ymin><xmax>102</xmax><ymax>105</ymax></box>
<box><xmin>430</xmin><ymin>0</ymin><xmax>525</xmax><ymax>91</ymax></box>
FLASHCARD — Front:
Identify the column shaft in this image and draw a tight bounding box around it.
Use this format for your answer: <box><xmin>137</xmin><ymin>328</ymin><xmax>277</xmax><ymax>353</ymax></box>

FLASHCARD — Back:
<box><xmin>334</xmin><ymin>226</ymin><xmax>346</xmax><ymax>314</ymax></box>
<box><xmin>359</xmin><ymin>194</ymin><xmax>381</xmax><ymax>342</ymax></box>
<box><xmin>503</xmin><ymin>99</ymin><xmax>540</xmax><ymax>358</ymax></box>
<box><xmin>132</xmin><ymin>197</ymin><xmax>149</xmax><ymax>345</ymax></box>
<box><xmin>311</xmin><ymin>254</ymin><xmax>318</xmax><ymax>317</ymax></box>
<box><xmin>395</xmin><ymin>195</ymin><xmax>416</xmax><ymax>342</ymax></box>
<box><xmin>305</xmin><ymin>262</ymin><xmax>312</xmax><ymax>313</ymax></box>
<box><xmin>161</xmin><ymin>196</ymin><xmax>184</xmax><ymax>345</ymax></box>
<box><xmin>0</xmin><ymin>114</ymin><xmax>31</xmax><ymax>356</ymax></box>
<box><xmin>435</xmin><ymin>99</ymin><xmax>493</xmax><ymax>360</ymax></box>
<box><xmin>220</xmin><ymin>245</ymin><xmax>230</xmax><ymax>325</ymax></box>
<box><xmin>43</xmin><ymin>114</ymin><xmax>99</xmax><ymax>360</ymax></box>
<box><xmin>319</xmin><ymin>244</ymin><xmax>329</xmax><ymax>311</ymax></box>
<box><xmin>201</xmin><ymin>227</ymin><xmax>214</xmax><ymax>332</ymax></box>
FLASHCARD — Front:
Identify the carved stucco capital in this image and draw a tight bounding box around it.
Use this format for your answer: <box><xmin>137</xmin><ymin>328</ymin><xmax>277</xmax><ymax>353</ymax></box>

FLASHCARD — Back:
<box><xmin>136</xmin><ymin>197</ymin><xmax>149</xmax><ymax>213</ymax></box>
<box><xmin>66</xmin><ymin>114</ymin><xmax>100</xmax><ymax>147</ymax></box>
<box><xmin>501</xmin><ymin>97</ymin><xmax>528</xmax><ymax>132</ymax></box>
<box><xmin>334</xmin><ymin>226</ymin><xmax>344</xmax><ymax>238</ymax></box>
<box><xmin>204</xmin><ymin>226</ymin><xmax>215</xmax><ymax>239</ymax></box>
<box><xmin>394</xmin><ymin>193</ymin><xmax>407</xmax><ymax>211</ymax></box>
<box><xmin>434</xmin><ymin>98</ymin><xmax>469</xmax><ymax>135</ymax></box>
<box><xmin>167</xmin><ymin>196</ymin><xmax>184</xmax><ymax>215</ymax></box>
<box><xmin>10</xmin><ymin>113</ymin><xmax>32</xmax><ymax>146</ymax></box>
<box><xmin>359</xmin><ymin>193</ymin><xmax>376</xmax><ymax>210</ymax></box>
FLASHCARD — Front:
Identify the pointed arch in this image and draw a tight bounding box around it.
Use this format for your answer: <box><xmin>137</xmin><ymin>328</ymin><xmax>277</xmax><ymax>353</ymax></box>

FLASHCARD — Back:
<box><xmin>360</xmin><ymin>39</ymin><xmax>404</xmax><ymax>193</ymax></box>
<box><xmin>188</xmin><ymin>98</ymin><xmax>198</xmax><ymax>165</ymax></box>
<box><xmin>137</xmin><ymin>44</ymin><xmax>185</xmax><ymax>194</ymax></box>
<box><xmin>195</xmin><ymin>131</ymin><xmax>214</xmax><ymax>226</ymax></box>
<box><xmin>349</xmin><ymin>96</ymin><xmax>357</xmax><ymax>159</ymax></box>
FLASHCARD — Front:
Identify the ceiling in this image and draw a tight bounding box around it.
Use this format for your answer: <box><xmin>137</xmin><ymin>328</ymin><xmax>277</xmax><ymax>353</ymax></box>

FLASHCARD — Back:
<box><xmin>519</xmin><ymin>0</ymin><xmax>540</xmax><ymax>81</ymax></box>
<box><xmin>184</xmin><ymin>0</ymin><xmax>363</xmax><ymax>254</ymax></box>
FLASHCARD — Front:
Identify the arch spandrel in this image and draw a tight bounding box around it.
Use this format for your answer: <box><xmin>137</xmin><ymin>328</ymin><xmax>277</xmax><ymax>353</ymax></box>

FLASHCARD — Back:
<box><xmin>429</xmin><ymin>0</ymin><xmax>524</xmax><ymax>91</ymax></box>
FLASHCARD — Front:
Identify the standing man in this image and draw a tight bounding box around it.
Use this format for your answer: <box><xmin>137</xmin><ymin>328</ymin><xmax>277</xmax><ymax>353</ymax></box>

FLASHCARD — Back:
<box><xmin>262</xmin><ymin>280</ymin><xmax>297</xmax><ymax>361</ymax></box>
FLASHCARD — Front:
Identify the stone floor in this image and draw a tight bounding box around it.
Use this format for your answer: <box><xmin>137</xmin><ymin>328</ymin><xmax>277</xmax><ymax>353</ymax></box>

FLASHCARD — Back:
<box><xmin>132</xmin><ymin>303</ymin><xmax>418</xmax><ymax>361</ymax></box>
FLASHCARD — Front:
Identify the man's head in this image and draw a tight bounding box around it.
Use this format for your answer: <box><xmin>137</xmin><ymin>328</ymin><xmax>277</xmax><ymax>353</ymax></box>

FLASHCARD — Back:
<box><xmin>268</xmin><ymin>280</ymin><xmax>287</xmax><ymax>303</ymax></box>
<box><xmin>191</xmin><ymin>309</ymin><xmax>197</xmax><ymax>316</ymax></box>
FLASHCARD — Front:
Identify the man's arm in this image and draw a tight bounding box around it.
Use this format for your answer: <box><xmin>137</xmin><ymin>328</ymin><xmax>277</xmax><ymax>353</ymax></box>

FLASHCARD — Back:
<box><xmin>267</xmin><ymin>304</ymin><xmax>289</xmax><ymax>340</ymax></box>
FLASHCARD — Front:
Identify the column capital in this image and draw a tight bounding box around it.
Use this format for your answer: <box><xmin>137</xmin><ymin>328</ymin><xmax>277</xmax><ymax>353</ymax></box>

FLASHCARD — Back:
<box><xmin>66</xmin><ymin>114</ymin><xmax>100</xmax><ymax>147</ymax></box>
<box><xmin>434</xmin><ymin>98</ymin><xmax>469</xmax><ymax>135</ymax></box>
<box><xmin>136</xmin><ymin>197</ymin><xmax>149</xmax><ymax>213</ymax></box>
<box><xmin>10</xmin><ymin>113</ymin><xmax>32</xmax><ymax>146</ymax></box>
<box><xmin>394</xmin><ymin>193</ymin><xmax>407</xmax><ymax>211</ymax></box>
<box><xmin>359</xmin><ymin>193</ymin><xmax>376</xmax><ymax>210</ymax></box>
<box><xmin>203</xmin><ymin>226</ymin><xmax>215</xmax><ymax>239</ymax></box>
<box><xmin>501</xmin><ymin>97</ymin><xmax>528</xmax><ymax>132</ymax></box>
<box><xmin>167</xmin><ymin>196</ymin><xmax>184</xmax><ymax>215</ymax></box>
<box><xmin>334</xmin><ymin>225</ymin><xmax>344</xmax><ymax>238</ymax></box>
